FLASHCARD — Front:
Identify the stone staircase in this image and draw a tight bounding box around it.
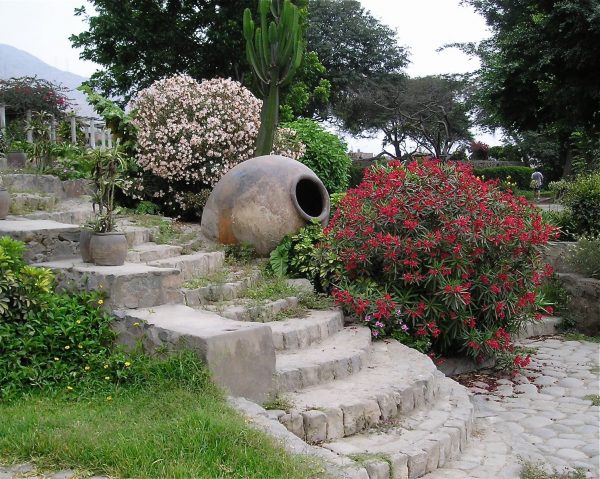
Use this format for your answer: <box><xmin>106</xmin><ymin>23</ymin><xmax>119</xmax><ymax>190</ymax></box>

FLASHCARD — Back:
<box><xmin>1</xmin><ymin>173</ymin><xmax>560</xmax><ymax>479</ymax></box>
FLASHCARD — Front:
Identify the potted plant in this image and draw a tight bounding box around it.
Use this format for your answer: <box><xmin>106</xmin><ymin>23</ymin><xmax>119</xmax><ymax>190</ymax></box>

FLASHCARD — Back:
<box><xmin>0</xmin><ymin>175</ymin><xmax>9</xmax><ymax>220</ymax></box>
<box><xmin>6</xmin><ymin>140</ymin><xmax>28</xmax><ymax>169</ymax></box>
<box><xmin>88</xmin><ymin>145</ymin><xmax>129</xmax><ymax>266</ymax></box>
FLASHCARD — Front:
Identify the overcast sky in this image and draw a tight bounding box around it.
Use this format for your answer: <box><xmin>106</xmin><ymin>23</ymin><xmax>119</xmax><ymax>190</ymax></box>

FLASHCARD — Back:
<box><xmin>0</xmin><ymin>0</ymin><xmax>500</xmax><ymax>149</ymax></box>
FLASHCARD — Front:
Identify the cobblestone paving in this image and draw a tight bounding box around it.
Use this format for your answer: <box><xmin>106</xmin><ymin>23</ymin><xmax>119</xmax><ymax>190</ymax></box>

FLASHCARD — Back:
<box><xmin>425</xmin><ymin>336</ymin><xmax>600</xmax><ymax>479</ymax></box>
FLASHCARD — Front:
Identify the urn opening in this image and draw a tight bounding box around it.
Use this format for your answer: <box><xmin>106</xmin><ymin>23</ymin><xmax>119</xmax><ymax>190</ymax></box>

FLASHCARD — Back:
<box><xmin>292</xmin><ymin>176</ymin><xmax>329</xmax><ymax>222</ymax></box>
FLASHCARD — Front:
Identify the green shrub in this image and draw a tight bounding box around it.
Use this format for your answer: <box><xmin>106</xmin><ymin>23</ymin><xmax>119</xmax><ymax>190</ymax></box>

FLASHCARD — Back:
<box><xmin>283</xmin><ymin>119</ymin><xmax>352</xmax><ymax>193</ymax></box>
<box><xmin>541</xmin><ymin>209</ymin><xmax>577</xmax><ymax>241</ymax></box>
<box><xmin>568</xmin><ymin>235</ymin><xmax>600</xmax><ymax>279</ymax></box>
<box><xmin>560</xmin><ymin>173</ymin><xmax>600</xmax><ymax>236</ymax></box>
<box><xmin>0</xmin><ymin>236</ymin><xmax>132</xmax><ymax>398</ymax></box>
<box><xmin>325</xmin><ymin>159</ymin><xmax>556</xmax><ymax>365</ymax></box>
<box><xmin>269</xmin><ymin>221</ymin><xmax>341</xmax><ymax>292</ymax></box>
<box><xmin>348</xmin><ymin>163</ymin><xmax>366</xmax><ymax>188</ymax></box>
<box><xmin>472</xmin><ymin>166</ymin><xmax>534</xmax><ymax>189</ymax></box>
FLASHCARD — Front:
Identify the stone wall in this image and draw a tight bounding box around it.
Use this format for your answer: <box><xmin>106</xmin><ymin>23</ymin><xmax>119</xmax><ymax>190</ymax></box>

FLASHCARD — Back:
<box><xmin>557</xmin><ymin>273</ymin><xmax>600</xmax><ymax>336</ymax></box>
<box><xmin>1</xmin><ymin>174</ymin><xmax>93</xmax><ymax>199</ymax></box>
<box><xmin>544</xmin><ymin>241</ymin><xmax>576</xmax><ymax>274</ymax></box>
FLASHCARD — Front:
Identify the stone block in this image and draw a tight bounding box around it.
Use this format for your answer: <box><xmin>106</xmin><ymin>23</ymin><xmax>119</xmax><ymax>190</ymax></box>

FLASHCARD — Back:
<box><xmin>323</xmin><ymin>407</ymin><xmax>344</xmax><ymax>440</ymax></box>
<box><xmin>544</xmin><ymin>241</ymin><xmax>576</xmax><ymax>274</ymax></box>
<box><xmin>302</xmin><ymin>410</ymin><xmax>327</xmax><ymax>443</ymax></box>
<box><xmin>405</xmin><ymin>448</ymin><xmax>428</xmax><ymax>479</ymax></box>
<box><xmin>2</xmin><ymin>174</ymin><xmax>64</xmax><ymax>197</ymax></box>
<box><xmin>0</xmin><ymin>219</ymin><xmax>80</xmax><ymax>263</ymax></box>
<box><xmin>557</xmin><ymin>273</ymin><xmax>600</xmax><ymax>335</ymax></box>
<box><xmin>364</xmin><ymin>460</ymin><xmax>390</xmax><ymax>479</ymax></box>
<box><xmin>114</xmin><ymin>305</ymin><xmax>275</xmax><ymax>403</ymax></box>
<box><xmin>37</xmin><ymin>259</ymin><xmax>183</xmax><ymax>309</ymax></box>
<box><xmin>279</xmin><ymin>413</ymin><xmax>305</xmax><ymax>439</ymax></box>
<box><xmin>390</xmin><ymin>453</ymin><xmax>409</xmax><ymax>479</ymax></box>
<box><xmin>149</xmin><ymin>251</ymin><xmax>224</xmax><ymax>282</ymax></box>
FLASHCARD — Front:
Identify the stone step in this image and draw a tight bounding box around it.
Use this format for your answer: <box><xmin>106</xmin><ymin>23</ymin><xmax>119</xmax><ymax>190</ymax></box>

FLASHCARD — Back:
<box><xmin>34</xmin><ymin>259</ymin><xmax>183</xmax><ymax>309</ymax></box>
<box><xmin>24</xmin><ymin>199</ymin><xmax>95</xmax><ymax>225</ymax></box>
<box><xmin>9</xmin><ymin>192</ymin><xmax>58</xmax><ymax>214</ymax></box>
<box><xmin>515</xmin><ymin>315</ymin><xmax>561</xmax><ymax>340</ymax></box>
<box><xmin>0</xmin><ymin>218</ymin><xmax>80</xmax><ymax>263</ymax></box>
<box><xmin>126</xmin><ymin>242</ymin><xmax>183</xmax><ymax>263</ymax></box>
<box><xmin>278</xmin><ymin>340</ymin><xmax>441</xmax><ymax>441</ymax></box>
<box><xmin>274</xmin><ymin>326</ymin><xmax>373</xmax><ymax>393</ymax></box>
<box><xmin>320</xmin><ymin>377</ymin><xmax>474</xmax><ymax>479</ymax></box>
<box><xmin>112</xmin><ymin>304</ymin><xmax>275</xmax><ymax>403</ymax></box>
<box><xmin>269</xmin><ymin>309</ymin><xmax>344</xmax><ymax>351</ymax></box>
<box><xmin>182</xmin><ymin>269</ymin><xmax>262</xmax><ymax>307</ymax></box>
<box><xmin>205</xmin><ymin>296</ymin><xmax>300</xmax><ymax>322</ymax></box>
<box><xmin>148</xmin><ymin>251</ymin><xmax>224</xmax><ymax>282</ymax></box>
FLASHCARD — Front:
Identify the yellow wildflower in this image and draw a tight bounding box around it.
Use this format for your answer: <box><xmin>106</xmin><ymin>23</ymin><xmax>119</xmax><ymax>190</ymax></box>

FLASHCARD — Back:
<box><xmin>104</xmin><ymin>376</ymin><xmax>110</xmax><ymax>380</ymax></box>
<box><xmin>98</xmin><ymin>299</ymin><xmax>104</xmax><ymax>305</ymax></box>
<box><xmin>133</xmin><ymin>322</ymin><xmax>140</xmax><ymax>327</ymax></box>
<box><xmin>76</xmin><ymin>320</ymin><xmax>81</xmax><ymax>324</ymax></box>
<box><xmin>104</xmin><ymin>364</ymin><xmax>109</xmax><ymax>369</ymax></box>
<box><xmin>84</xmin><ymin>366</ymin><xmax>91</xmax><ymax>371</ymax></box>
<box><xmin>54</xmin><ymin>357</ymin><xmax>59</xmax><ymax>361</ymax></box>
<box><xmin>66</xmin><ymin>386</ymin><xmax>73</xmax><ymax>391</ymax></box>
<box><xmin>106</xmin><ymin>396</ymin><xmax>112</xmax><ymax>401</ymax></box>
<box><xmin>78</xmin><ymin>344</ymin><xmax>83</xmax><ymax>349</ymax></box>
<box><xmin>64</xmin><ymin>345</ymin><xmax>70</xmax><ymax>350</ymax></box>
<box><xmin>124</xmin><ymin>361</ymin><xmax>131</xmax><ymax>367</ymax></box>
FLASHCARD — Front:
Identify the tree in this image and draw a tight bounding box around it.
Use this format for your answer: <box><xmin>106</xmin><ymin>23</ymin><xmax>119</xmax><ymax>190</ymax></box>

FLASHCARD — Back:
<box><xmin>306</xmin><ymin>0</ymin><xmax>408</xmax><ymax>115</ymax></box>
<box><xmin>339</xmin><ymin>74</ymin><xmax>473</xmax><ymax>159</ymax></box>
<box><xmin>70</xmin><ymin>0</ymin><xmax>255</xmax><ymax>101</ymax></box>
<box><xmin>461</xmin><ymin>0</ymin><xmax>600</xmax><ymax>176</ymax></box>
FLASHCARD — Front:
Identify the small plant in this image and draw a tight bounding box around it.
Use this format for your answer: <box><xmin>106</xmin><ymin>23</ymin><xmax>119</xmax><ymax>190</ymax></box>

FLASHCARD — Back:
<box><xmin>537</xmin><ymin>275</ymin><xmax>571</xmax><ymax>314</ymax></box>
<box><xmin>89</xmin><ymin>145</ymin><xmax>129</xmax><ymax>232</ymax></box>
<box><xmin>583</xmin><ymin>394</ymin><xmax>600</xmax><ymax>406</ymax></box>
<box><xmin>262</xmin><ymin>393</ymin><xmax>293</xmax><ymax>411</ymax></box>
<box><xmin>520</xmin><ymin>462</ymin><xmax>587</xmax><ymax>479</ymax></box>
<box><xmin>269</xmin><ymin>220</ymin><xmax>341</xmax><ymax>292</ymax></box>
<box><xmin>224</xmin><ymin>243</ymin><xmax>257</xmax><ymax>264</ymax></box>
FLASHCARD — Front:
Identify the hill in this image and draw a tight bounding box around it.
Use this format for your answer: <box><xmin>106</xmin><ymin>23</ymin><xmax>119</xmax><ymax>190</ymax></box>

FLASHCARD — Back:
<box><xmin>0</xmin><ymin>44</ymin><xmax>95</xmax><ymax>117</ymax></box>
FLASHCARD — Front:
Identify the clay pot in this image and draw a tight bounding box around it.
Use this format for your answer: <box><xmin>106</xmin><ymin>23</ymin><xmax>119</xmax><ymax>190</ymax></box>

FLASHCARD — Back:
<box><xmin>80</xmin><ymin>228</ymin><xmax>94</xmax><ymax>262</ymax></box>
<box><xmin>0</xmin><ymin>188</ymin><xmax>9</xmax><ymax>220</ymax></box>
<box><xmin>90</xmin><ymin>232</ymin><xmax>128</xmax><ymax>266</ymax></box>
<box><xmin>201</xmin><ymin>155</ymin><xmax>330</xmax><ymax>256</ymax></box>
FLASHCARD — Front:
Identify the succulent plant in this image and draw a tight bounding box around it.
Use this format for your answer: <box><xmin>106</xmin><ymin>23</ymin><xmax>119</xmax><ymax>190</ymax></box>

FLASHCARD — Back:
<box><xmin>243</xmin><ymin>0</ymin><xmax>303</xmax><ymax>156</ymax></box>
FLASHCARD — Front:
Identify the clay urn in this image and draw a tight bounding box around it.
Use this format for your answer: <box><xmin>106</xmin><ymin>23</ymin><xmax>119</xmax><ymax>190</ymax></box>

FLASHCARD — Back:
<box><xmin>201</xmin><ymin>155</ymin><xmax>330</xmax><ymax>256</ymax></box>
<box><xmin>90</xmin><ymin>232</ymin><xmax>128</xmax><ymax>266</ymax></box>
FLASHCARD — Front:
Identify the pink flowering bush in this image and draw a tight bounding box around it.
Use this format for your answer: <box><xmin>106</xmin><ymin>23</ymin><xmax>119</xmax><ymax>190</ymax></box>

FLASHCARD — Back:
<box><xmin>325</xmin><ymin>159</ymin><xmax>558</xmax><ymax>366</ymax></box>
<box><xmin>130</xmin><ymin>75</ymin><xmax>261</xmax><ymax>187</ymax></box>
<box><xmin>128</xmin><ymin>74</ymin><xmax>305</xmax><ymax>218</ymax></box>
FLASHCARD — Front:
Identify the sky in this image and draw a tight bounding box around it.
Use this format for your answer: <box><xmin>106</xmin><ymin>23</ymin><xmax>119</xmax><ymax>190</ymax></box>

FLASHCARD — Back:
<box><xmin>0</xmin><ymin>0</ymin><xmax>501</xmax><ymax>150</ymax></box>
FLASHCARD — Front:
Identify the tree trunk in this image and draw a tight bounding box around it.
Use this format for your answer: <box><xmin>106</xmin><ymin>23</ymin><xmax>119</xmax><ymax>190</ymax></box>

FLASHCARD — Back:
<box><xmin>255</xmin><ymin>79</ymin><xmax>279</xmax><ymax>157</ymax></box>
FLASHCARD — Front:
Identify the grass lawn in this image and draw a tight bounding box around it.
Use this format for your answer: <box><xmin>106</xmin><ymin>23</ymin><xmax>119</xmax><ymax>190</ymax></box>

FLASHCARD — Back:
<box><xmin>0</xmin><ymin>355</ymin><xmax>322</xmax><ymax>479</ymax></box>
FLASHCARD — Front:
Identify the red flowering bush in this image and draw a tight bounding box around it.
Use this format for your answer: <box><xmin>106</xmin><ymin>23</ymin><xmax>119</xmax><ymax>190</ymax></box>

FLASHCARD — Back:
<box><xmin>325</xmin><ymin>159</ymin><xmax>557</xmax><ymax>365</ymax></box>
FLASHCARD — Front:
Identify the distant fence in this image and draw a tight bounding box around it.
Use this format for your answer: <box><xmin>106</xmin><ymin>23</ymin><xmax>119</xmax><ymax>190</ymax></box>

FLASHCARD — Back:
<box><xmin>0</xmin><ymin>104</ymin><xmax>113</xmax><ymax>149</ymax></box>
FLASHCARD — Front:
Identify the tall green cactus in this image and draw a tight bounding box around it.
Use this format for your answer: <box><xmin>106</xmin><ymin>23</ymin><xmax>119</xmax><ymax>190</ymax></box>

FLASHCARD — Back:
<box><xmin>243</xmin><ymin>0</ymin><xmax>303</xmax><ymax>156</ymax></box>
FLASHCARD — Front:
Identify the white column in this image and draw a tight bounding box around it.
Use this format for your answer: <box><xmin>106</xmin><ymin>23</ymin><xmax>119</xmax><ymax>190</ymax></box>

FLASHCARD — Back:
<box><xmin>0</xmin><ymin>104</ymin><xmax>6</xmax><ymax>136</ymax></box>
<box><xmin>26</xmin><ymin>110</ymin><xmax>33</xmax><ymax>143</ymax></box>
<box><xmin>101</xmin><ymin>128</ymin><xmax>107</xmax><ymax>148</ymax></box>
<box><xmin>89</xmin><ymin>121</ymin><xmax>96</xmax><ymax>148</ymax></box>
<box><xmin>50</xmin><ymin>114</ymin><xmax>56</xmax><ymax>142</ymax></box>
<box><xmin>70</xmin><ymin>117</ymin><xmax>77</xmax><ymax>144</ymax></box>
<box><xmin>107</xmin><ymin>128</ymin><xmax>113</xmax><ymax>148</ymax></box>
